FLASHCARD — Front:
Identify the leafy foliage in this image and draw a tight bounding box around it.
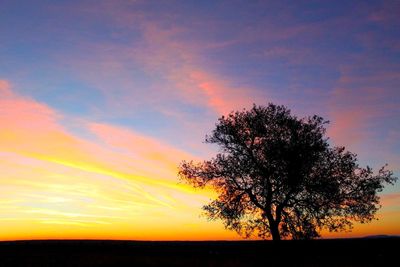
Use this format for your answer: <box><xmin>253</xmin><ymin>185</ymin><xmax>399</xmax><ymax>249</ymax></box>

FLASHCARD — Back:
<box><xmin>179</xmin><ymin>104</ymin><xmax>397</xmax><ymax>240</ymax></box>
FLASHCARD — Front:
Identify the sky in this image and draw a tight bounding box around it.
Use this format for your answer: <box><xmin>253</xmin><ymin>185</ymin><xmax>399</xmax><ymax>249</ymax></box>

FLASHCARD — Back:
<box><xmin>0</xmin><ymin>0</ymin><xmax>399</xmax><ymax>240</ymax></box>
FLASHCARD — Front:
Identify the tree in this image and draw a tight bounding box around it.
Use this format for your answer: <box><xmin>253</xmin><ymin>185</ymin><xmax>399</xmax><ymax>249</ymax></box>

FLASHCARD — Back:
<box><xmin>178</xmin><ymin>103</ymin><xmax>397</xmax><ymax>241</ymax></box>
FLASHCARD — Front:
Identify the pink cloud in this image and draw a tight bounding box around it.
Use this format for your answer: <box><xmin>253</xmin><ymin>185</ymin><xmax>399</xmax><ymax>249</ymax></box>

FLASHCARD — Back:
<box><xmin>128</xmin><ymin>22</ymin><xmax>255</xmax><ymax>115</ymax></box>
<box><xmin>88</xmin><ymin>122</ymin><xmax>196</xmax><ymax>174</ymax></box>
<box><xmin>0</xmin><ymin>81</ymin><xmax>64</xmax><ymax>149</ymax></box>
<box><xmin>327</xmin><ymin>88</ymin><xmax>381</xmax><ymax>147</ymax></box>
<box><xmin>326</xmin><ymin>63</ymin><xmax>400</xmax><ymax>173</ymax></box>
<box><xmin>327</xmin><ymin>60</ymin><xmax>399</xmax><ymax>148</ymax></box>
<box><xmin>0</xmin><ymin>80</ymin><xmax>13</xmax><ymax>97</ymax></box>
<box><xmin>128</xmin><ymin>22</ymin><xmax>266</xmax><ymax>115</ymax></box>
<box><xmin>0</xmin><ymin>80</ymin><xmax>198</xmax><ymax>190</ymax></box>
<box><xmin>54</xmin><ymin>7</ymin><xmax>264</xmax><ymax>117</ymax></box>
<box><xmin>188</xmin><ymin>71</ymin><xmax>261</xmax><ymax>115</ymax></box>
<box><xmin>368</xmin><ymin>1</ymin><xmax>400</xmax><ymax>25</ymax></box>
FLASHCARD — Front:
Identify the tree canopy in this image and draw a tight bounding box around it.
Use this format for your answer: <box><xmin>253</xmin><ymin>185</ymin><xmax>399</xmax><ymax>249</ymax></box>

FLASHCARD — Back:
<box><xmin>178</xmin><ymin>103</ymin><xmax>397</xmax><ymax>241</ymax></box>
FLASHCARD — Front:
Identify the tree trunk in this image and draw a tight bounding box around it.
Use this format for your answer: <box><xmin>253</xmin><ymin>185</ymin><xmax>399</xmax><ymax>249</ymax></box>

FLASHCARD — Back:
<box><xmin>270</xmin><ymin>223</ymin><xmax>281</xmax><ymax>242</ymax></box>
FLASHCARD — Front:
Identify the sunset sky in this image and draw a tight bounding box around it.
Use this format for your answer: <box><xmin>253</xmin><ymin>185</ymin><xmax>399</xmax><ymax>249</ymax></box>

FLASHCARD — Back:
<box><xmin>0</xmin><ymin>0</ymin><xmax>399</xmax><ymax>240</ymax></box>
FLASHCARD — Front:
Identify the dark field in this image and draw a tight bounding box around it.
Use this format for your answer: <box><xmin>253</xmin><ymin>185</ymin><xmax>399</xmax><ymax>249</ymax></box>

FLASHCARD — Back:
<box><xmin>0</xmin><ymin>238</ymin><xmax>399</xmax><ymax>267</ymax></box>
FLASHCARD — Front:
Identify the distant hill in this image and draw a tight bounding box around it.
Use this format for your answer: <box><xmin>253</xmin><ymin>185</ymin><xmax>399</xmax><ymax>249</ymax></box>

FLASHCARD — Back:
<box><xmin>363</xmin><ymin>234</ymin><xmax>400</xmax><ymax>239</ymax></box>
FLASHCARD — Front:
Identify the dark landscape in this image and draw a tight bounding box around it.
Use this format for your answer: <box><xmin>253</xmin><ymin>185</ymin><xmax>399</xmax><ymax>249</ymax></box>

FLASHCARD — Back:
<box><xmin>1</xmin><ymin>237</ymin><xmax>399</xmax><ymax>267</ymax></box>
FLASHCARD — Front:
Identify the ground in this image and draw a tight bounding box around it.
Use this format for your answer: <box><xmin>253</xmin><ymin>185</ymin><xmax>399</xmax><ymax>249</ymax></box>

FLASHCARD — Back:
<box><xmin>0</xmin><ymin>238</ymin><xmax>398</xmax><ymax>266</ymax></box>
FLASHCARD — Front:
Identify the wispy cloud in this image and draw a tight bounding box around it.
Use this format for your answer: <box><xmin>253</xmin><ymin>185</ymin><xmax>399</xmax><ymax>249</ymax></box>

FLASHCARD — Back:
<box><xmin>0</xmin><ymin>81</ymin><xmax>235</xmax><ymax>240</ymax></box>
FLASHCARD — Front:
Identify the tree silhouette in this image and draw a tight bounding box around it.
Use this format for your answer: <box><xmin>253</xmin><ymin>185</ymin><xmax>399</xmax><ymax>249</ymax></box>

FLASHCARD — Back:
<box><xmin>178</xmin><ymin>103</ymin><xmax>397</xmax><ymax>241</ymax></box>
